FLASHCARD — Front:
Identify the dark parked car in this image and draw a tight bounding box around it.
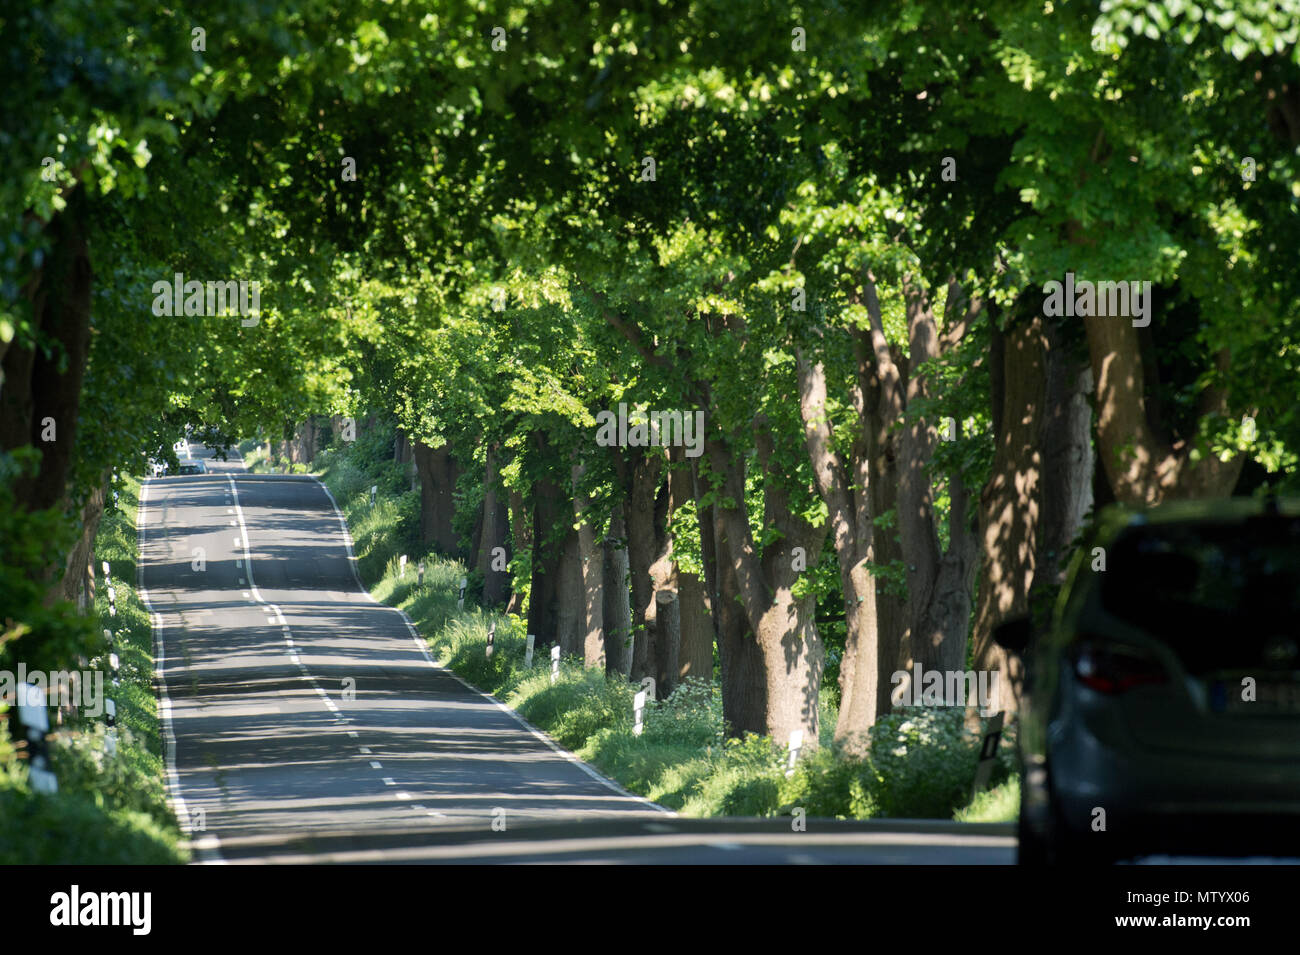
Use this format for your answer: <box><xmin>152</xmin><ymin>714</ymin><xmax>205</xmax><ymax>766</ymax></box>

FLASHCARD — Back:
<box><xmin>996</xmin><ymin>497</ymin><xmax>1300</xmax><ymax>864</ymax></box>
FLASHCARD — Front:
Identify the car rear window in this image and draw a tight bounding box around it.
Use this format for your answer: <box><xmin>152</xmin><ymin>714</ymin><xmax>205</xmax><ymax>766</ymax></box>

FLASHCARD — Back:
<box><xmin>1098</xmin><ymin>517</ymin><xmax>1300</xmax><ymax>673</ymax></box>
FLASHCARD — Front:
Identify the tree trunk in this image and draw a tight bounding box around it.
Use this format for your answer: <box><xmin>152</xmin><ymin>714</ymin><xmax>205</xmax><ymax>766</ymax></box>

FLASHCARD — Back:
<box><xmin>527</xmin><ymin>452</ymin><xmax>570</xmax><ymax>650</ymax></box>
<box><xmin>921</xmin><ymin>467</ymin><xmax>979</xmax><ymax>677</ymax></box>
<box><xmin>555</xmin><ymin>524</ymin><xmax>583</xmax><ymax>658</ymax></box>
<box><xmin>655</xmin><ymin>590</ymin><xmax>681</xmax><ymax>694</ymax></box>
<box><xmin>710</xmin><ymin>493</ymin><xmax>768</xmax><ymax>737</ymax></box>
<box><xmin>797</xmin><ymin>348</ymin><xmax>881</xmax><ymax>752</ymax></box>
<box><xmin>677</xmin><ymin>570</ymin><xmax>713</xmax><ymax>684</ymax></box>
<box><xmin>59</xmin><ymin>483</ymin><xmax>106</xmax><ymax>604</ymax></box>
<box><xmin>649</xmin><ymin>446</ymin><xmax>700</xmax><ymax>696</ymax></box>
<box><xmin>0</xmin><ymin>186</ymin><xmax>93</xmax><ymax>515</ymax></box>
<box><xmin>623</xmin><ymin>451</ymin><xmax>664</xmax><ymax>686</ymax></box>
<box><xmin>970</xmin><ymin>318</ymin><xmax>1045</xmax><ymax>710</ymax></box>
<box><xmin>1029</xmin><ymin>321</ymin><xmax>1094</xmax><ymax>627</ymax></box>
<box><xmin>707</xmin><ymin>428</ymin><xmax>826</xmax><ymax>749</ymax></box>
<box><xmin>476</xmin><ymin>444</ymin><xmax>510</xmax><ymax>607</ymax></box>
<box><xmin>573</xmin><ymin>463</ymin><xmax>606</xmax><ymax>668</ymax></box>
<box><xmin>864</xmin><ymin>356</ymin><xmax>910</xmax><ymax>708</ymax></box>
<box><xmin>414</xmin><ymin>440</ymin><xmax>462</xmax><ymax>557</ymax></box>
<box><xmin>602</xmin><ymin>503</ymin><xmax>634</xmax><ymax>677</ymax></box>
<box><xmin>1085</xmin><ymin>287</ymin><xmax>1243</xmax><ymax>504</ymax></box>
<box><xmin>506</xmin><ymin>486</ymin><xmax>530</xmax><ymax>616</ymax></box>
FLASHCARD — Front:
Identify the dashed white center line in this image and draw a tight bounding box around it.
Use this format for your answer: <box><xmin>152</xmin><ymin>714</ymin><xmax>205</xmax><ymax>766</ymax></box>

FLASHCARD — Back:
<box><xmin>382</xmin><ymin>777</ymin><xmax>395</xmax><ymax>786</ymax></box>
<box><xmin>369</xmin><ymin>760</ymin><xmax>382</xmax><ymax>769</ymax></box>
<box><xmin>360</xmin><ymin>747</ymin><xmax>371</xmax><ymax>754</ymax></box>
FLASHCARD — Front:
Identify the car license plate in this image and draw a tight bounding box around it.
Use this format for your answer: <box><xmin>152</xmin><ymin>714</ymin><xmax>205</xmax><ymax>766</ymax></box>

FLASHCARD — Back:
<box><xmin>1211</xmin><ymin>677</ymin><xmax>1300</xmax><ymax>714</ymax></box>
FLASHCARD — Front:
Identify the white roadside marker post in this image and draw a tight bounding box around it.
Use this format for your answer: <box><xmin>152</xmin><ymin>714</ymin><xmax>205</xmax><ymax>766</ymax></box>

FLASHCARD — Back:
<box><xmin>550</xmin><ymin>645</ymin><xmax>560</xmax><ymax>684</ymax></box>
<box><xmin>633</xmin><ymin>688</ymin><xmax>648</xmax><ymax>736</ymax></box>
<box><xmin>971</xmin><ymin>711</ymin><xmax>1006</xmax><ymax>799</ymax></box>
<box><xmin>105</xmin><ymin>698</ymin><xmax>118</xmax><ymax>757</ymax></box>
<box><xmin>370</xmin><ymin>485</ymin><xmax>377</xmax><ymax>508</ymax></box>
<box><xmin>458</xmin><ymin>576</ymin><xmax>467</xmax><ymax>610</ymax></box>
<box><xmin>786</xmin><ymin>729</ymin><xmax>804</xmax><ymax>777</ymax></box>
<box><xmin>524</xmin><ymin>634</ymin><xmax>535</xmax><ymax>669</ymax></box>
<box><xmin>418</xmin><ymin>561</ymin><xmax>425</xmax><ymax>588</ymax></box>
<box><xmin>486</xmin><ymin>622</ymin><xmax>496</xmax><ymax>659</ymax></box>
<box><xmin>399</xmin><ymin>555</ymin><xmax>407</xmax><ymax>579</ymax></box>
<box><xmin>17</xmin><ymin>683</ymin><xmax>57</xmax><ymax>794</ymax></box>
<box><xmin>634</xmin><ymin>678</ymin><xmax>655</xmax><ymax>736</ymax></box>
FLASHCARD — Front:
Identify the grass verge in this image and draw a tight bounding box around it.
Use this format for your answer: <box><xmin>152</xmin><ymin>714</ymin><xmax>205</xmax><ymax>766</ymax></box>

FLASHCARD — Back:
<box><xmin>0</xmin><ymin>474</ymin><xmax>188</xmax><ymax>863</ymax></box>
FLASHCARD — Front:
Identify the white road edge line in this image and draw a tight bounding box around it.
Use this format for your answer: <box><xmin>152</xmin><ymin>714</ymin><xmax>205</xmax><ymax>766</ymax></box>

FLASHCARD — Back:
<box><xmin>313</xmin><ymin>477</ymin><xmax>673</xmax><ymax>816</ymax></box>
<box><xmin>138</xmin><ymin>477</ymin><xmax>226</xmax><ymax>864</ymax></box>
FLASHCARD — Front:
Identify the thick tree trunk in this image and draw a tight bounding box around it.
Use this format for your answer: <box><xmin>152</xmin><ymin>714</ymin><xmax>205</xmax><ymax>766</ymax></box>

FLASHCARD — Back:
<box><xmin>506</xmin><ymin>486</ymin><xmax>530</xmax><ymax>616</ymax></box>
<box><xmin>476</xmin><ymin>444</ymin><xmax>510</xmax><ymax>607</ymax></box>
<box><xmin>0</xmin><ymin>186</ymin><xmax>93</xmax><ymax>515</ymax></box>
<box><xmin>414</xmin><ymin>441</ymin><xmax>461</xmax><ymax>556</ymax></box>
<box><xmin>1029</xmin><ymin>322</ymin><xmax>1095</xmax><ymax>626</ymax></box>
<box><xmin>797</xmin><ymin>349</ymin><xmax>880</xmax><ymax>752</ymax></box>
<box><xmin>649</xmin><ymin>447</ymin><xmax>700</xmax><ymax>696</ymax></box>
<box><xmin>707</xmin><ymin>428</ymin><xmax>826</xmax><ymax>749</ymax></box>
<box><xmin>970</xmin><ymin>318</ymin><xmax>1045</xmax><ymax>710</ymax></box>
<box><xmin>922</xmin><ymin>468</ymin><xmax>979</xmax><ymax>677</ymax></box>
<box><xmin>1086</xmin><ymin>313</ymin><xmax>1244</xmax><ymax>503</ymax></box>
<box><xmin>710</xmin><ymin>495</ymin><xmax>768</xmax><ymax>737</ymax></box>
<box><xmin>573</xmin><ymin>463</ymin><xmax>606</xmax><ymax>668</ymax></box>
<box><xmin>894</xmin><ymin>283</ymin><xmax>944</xmax><ymax>673</ymax></box>
<box><xmin>526</xmin><ymin>447</ymin><xmax>571</xmax><ymax>649</ymax></box>
<box><xmin>677</xmin><ymin>570</ymin><xmax>713</xmax><ymax>684</ymax></box>
<box><xmin>623</xmin><ymin>451</ymin><xmax>664</xmax><ymax>686</ymax></box>
<box><xmin>602</xmin><ymin>503</ymin><xmax>634</xmax><ymax>677</ymax></box>
<box><xmin>865</xmin><ymin>364</ymin><xmax>909</xmax><ymax>707</ymax></box>
<box><xmin>555</xmin><ymin>524</ymin><xmax>583</xmax><ymax>658</ymax></box>
<box><xmin>655</xmin><ymin>590</ymin><xmax>681</xmax><ymax>693</ymax></box>
<box><xmin>58</xmin><ymin>483</ymin><xmax>106</xmax><ymax>604</ymax></box>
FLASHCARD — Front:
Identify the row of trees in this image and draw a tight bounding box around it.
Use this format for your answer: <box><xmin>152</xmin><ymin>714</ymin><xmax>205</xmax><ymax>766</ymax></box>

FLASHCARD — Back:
<box><xmin>5</xmin><ymin>0</ymin><xmax>1299</xmax><ymax>752</ymax></box>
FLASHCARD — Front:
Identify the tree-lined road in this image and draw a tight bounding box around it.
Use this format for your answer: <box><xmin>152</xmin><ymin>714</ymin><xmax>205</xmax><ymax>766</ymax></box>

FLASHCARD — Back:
<box><xmin>137</xmin><ymin>447</ymin><xmax>1015</xmax><ymax>864</ymax></box>
<box><xmin>139</xmin><ymin>448</ymin><xmax>670</xmax><ymax>862</ymax></box>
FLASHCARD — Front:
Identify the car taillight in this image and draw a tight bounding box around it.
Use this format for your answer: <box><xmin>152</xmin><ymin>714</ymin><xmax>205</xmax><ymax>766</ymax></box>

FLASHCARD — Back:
<box><xmin>1072</xmin><ymin>639</ymin><xmax>1168</xmax><ymax>694</ymax></box>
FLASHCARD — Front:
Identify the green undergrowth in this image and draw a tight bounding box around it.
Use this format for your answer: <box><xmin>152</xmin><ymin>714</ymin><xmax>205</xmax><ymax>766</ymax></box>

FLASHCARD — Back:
<box><xmin>0</xmin><ymin>474</ymin><xmax>187</xmax><ymax>863</ymax></box>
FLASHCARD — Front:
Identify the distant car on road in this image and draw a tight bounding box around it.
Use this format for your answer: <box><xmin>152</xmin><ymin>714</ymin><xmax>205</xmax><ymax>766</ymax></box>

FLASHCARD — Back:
<box><xmin>997</xmin><ymin>497</ymin><xmax>1300</xmax><ymax>864</ymax></box>
<box><xmin>175</xmin><ymin>460</ymin><xmax>207</xmax><ymax>475</ymax></box>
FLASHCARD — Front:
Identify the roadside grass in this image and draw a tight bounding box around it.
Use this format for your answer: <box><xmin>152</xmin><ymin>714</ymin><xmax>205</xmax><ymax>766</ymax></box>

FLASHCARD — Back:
<box><xmin>955</xmin><ymin>775</ymin><xmax>1020</xmax><ymax>823</ymax></box>
<box><xmin>0</xmin><ymin>475</ymin><xmax>187</xmax><ymax>863</ymax></box>
<box><xmin>318</xmin><ymin>430</ymin><xmax>1020</xmax><ymax>823</ymax></box>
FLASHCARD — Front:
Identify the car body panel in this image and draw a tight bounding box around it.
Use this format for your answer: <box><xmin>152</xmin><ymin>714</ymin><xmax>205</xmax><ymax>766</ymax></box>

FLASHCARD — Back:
<box><xmin>1015</xmin><ymin>497</ymin><xmax>1300</xmax><ymax>861</ymax></box>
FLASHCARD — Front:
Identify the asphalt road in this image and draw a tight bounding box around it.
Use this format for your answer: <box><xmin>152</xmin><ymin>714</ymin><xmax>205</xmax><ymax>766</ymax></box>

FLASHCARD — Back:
<box><xmin>139</xmin><ymin>444</ymin><xmax>1017</xmax><ymax>864</ymax></box>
